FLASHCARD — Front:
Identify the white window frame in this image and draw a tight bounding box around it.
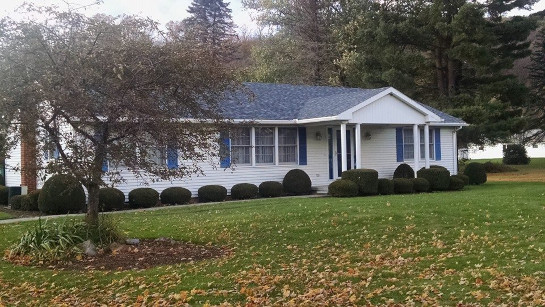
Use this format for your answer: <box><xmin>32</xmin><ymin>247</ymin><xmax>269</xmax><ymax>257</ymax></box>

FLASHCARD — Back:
<box><xmin>231</xmin><ymin>127</ymin><xmax>252</xmax><ymax>165</ymax></box>
<box><xmin>278</xmin><ymin>127</ymin><xmax>298</xmax><ymax>164</ymax></box>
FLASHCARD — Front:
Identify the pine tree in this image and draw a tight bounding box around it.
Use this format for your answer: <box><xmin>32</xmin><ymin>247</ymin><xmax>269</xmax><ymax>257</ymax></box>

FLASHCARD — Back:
<box><xmin>183</xmin><ymin>0</ymin><xmax>237</xmax><ymax>60</ymax></box>
<box><xmin>527</xmin><ymin>25</ymin><xmax>545</xmax><ymax>142</ymax></box>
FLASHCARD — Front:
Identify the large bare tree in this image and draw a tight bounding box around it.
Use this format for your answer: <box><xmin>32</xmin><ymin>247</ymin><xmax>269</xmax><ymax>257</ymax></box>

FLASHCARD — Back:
<box><xmin>0</xmin><ymin>5</ymin><xmax>237</xmax><ymax>223</ymax></box>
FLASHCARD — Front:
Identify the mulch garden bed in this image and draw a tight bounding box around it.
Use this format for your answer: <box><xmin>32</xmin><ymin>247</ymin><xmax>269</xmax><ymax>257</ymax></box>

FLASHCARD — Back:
<box><xmin>47</xmin><ymin>238</ymin><xmax>229</xmax><ymax>271</ymax></box>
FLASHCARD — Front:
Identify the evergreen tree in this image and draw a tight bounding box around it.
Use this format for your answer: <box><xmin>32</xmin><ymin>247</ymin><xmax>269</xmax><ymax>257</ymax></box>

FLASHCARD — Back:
<box><xmin>183</xmin><ymin>0</ymin><xmax>237</xmax><ymax>60</ymax></box>
<box><xmin>527</xmin><ymin>25</ymin><xmax>545</xmax><ymax>141</ymax></box>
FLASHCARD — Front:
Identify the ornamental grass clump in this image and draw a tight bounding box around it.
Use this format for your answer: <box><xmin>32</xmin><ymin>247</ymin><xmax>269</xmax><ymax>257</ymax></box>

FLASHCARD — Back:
<box><xmin>7</xmin><ymin>216</ymin><xmax>124</xmax><ymax>264</ymax></box>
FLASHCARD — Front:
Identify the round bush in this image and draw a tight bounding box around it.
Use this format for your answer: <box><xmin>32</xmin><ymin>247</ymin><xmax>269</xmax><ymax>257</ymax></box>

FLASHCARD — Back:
<box><xmin>412</xmin><ymin>178</ymin><xmax>430</xmax><ymax>193</ymax></box>
<box><xmin>463</xmin><ymin>162</ymin><xmax>487</xmax><ymax>185</ymax></box>
<box><xmin>449</xmin><ymin>176</ymin><xmax>465</xmax><ymax>191</ymax></box>
<box><xmin>38</xmin><ymin>174</ymin><xmax>86</xmax><ymax>214</ymax></box>
<box><xmin>128</xmin><ymin>188</ymin><xmax>159</xmax><ymax>208</ymax></box>
<box><xmin>21</xmin><ymin>189</ymin><xmax>40</xmax><ymax>211</ymax></box>
<box><xmin>377</xmin><ymin>178</ymin><xmax>394</xmax><ymax>195</ymax></box>
<box><xmin>417</xmin><ymin>167</ymin><xmax>450</xmax><ymax>191</ymax></box>
<box><xmin>231</xmin><ymin>183</ymin><xmax>258</xmax><ymax>200</ymax></box>
<box><xmin>10</xmin><ymin>195</ymin><xmax>25</xmax><ymax>210</ymax></box>
<box><xmin>160</xmin><ymin>187</ymin><xmax>192</xmax><ymax>205</ymax></box>
<box><xmin>393</xmin><ymin>178</ymin><xmax>413</xmax><ymax>194</ymax></box>
<box><xmin>198</xmin><ymin>185</ymin><xmax>227</xmax><ymax>203</ymax></box>
<box><xmin>341</xmin><ymin>169</ymin><xmax>379</xmax><ymax>195</ymax></box>
<box><xmin>393</xmin><ymin>163</ymin><xmax>415</xmax><ymax>179</ymax></box>
<box><xmin>328</xmin><ymin>179</ymin><xmax>358</xmax><ymax>197</ymax></box>
<box><xmin>453</xmin><ymin>174</ymin><xmax>469</xmax><ymax>186</ymax></box>
<box><xmin>283</xmin><ymin>169</ymin><xmax>312</xmax><ymax>195</ymax></box>
<box><xmin>503</xmin><ymin>144</ymin><xmax>530</xmax><ymax>165</ymax></box>
<box><xmin>0</xmin><ymin>185</ymin><xmax>8</xmax><ymax>206</ymax></box>
<box><xmin>259</xmin><ymin>181</ymin><xmax>283</xmax><ymax>198</ymax></box>
<box><xmin>99</xmin><ymin>187</ymin><xmax>125</xmax><ymax>211</ymax></box>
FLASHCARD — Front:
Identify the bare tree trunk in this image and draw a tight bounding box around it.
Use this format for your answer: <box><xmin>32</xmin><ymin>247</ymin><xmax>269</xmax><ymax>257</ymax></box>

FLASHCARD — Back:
<box><xmin>435</xmin><ymin>47</ymin><xmax>446</xmax><ymax>96</ymax></box>
<box><xmin>447</xmin><ymin>57</ymin><xmax>458</xmax><ymax>96</ymax></box>
<box><xmin>86</xmin><ymin>182</ymin><xmax>100</xmax><ymax>224</ymax></box>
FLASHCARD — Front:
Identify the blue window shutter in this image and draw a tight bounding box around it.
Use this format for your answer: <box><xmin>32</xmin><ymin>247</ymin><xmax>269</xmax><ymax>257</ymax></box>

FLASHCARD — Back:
<box><xmin>166</xmin><ymin>145</ymin><xmax>178</xmax><ymax>169</ymax></box>
<box><xmin>219</xmin><ymin>131</ymin><xmax>230</xmax><ymax>168</ymax></box>
<box><xmin>102</xmin><ymin>159</ymin><xmax>108</xmax><ymax>172</ymax></box>
<box><xmin>435</xmin><ymin>128</ymin><xmax>441</xmax><ymax>161</ymax></box>
<box><xmin>396</xmin><ymin>128</ymin><xmax>404</xmax><ymax>162</ymax></box>
<box><xmin>298</xmin><ymin>127</ymin><xmax>307</xmax><ymax>165</ymax></box>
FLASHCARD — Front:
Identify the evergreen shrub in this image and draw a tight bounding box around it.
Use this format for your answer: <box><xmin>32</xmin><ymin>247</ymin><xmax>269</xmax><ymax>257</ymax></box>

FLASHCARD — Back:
<box><xmin>38</xmin><ymin>174</ymin><xmax>86</xmax><ymax>214</ymax></box>
<box><xmin>198</xmin><ymin>185</ymin><xmax>227</xmax><ymax>203</ymax></box>
<box><xmin>341</xmin><ymin>169</ymin><xmax>378</xmax><ymax>195</ymax></box>
<box><xmin>328</xmin><ymin>179</ymin><xmax>358</xmax><ymax>197</ymax></box>
<box><xmin>128</xmin><ymin>188</ymin><xmax>159</xmax><ymax>208</ymax></box>
<box><xmin>160</xmin><ymin>187</ymin><xmax>191</xmax><ymax>205</ymax></box>
<box><xmin>259</xmin><ymin>181</ymin><xmax>283</xmax><ymax>198</ymax></box>
<box><xmin>230</xmin><ymin>183</ymin><xmax>258</xmax><ymax>200</ymax></box>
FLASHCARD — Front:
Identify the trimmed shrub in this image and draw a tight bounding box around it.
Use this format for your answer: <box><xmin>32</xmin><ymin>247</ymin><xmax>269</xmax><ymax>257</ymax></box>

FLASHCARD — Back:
<box><xmin>328</xmin><ymin>179</ymin><xmax>358</xmax><ymax>197</ymax></box>
<box><xmin>38</xmin><ymin>174</ymin><xmax>86</xmax><ymax>214</ymax></box>
<box><xmin>503</xmin><ymin>144</ymin><xmax>530</xmax><ymax>165</ymax></box>
<box><xmin>283</xmin><ymin>169</ymin><xmax>312</xmax><ymax>195</ymax></box>
<box><xmin>10</xmin><ymin>195</ymin><xmax>25</xmax><ymax>210</ymax></box>
<box><xmin>393</xmin><ymin>163</ymin><xmax>415</xmax><ymax>179</ymax></box>
<box><xmin>160</xmin><ymin>187</ymin><xmax>192</xmax><ymax>205</ymax></box>
<box><xmin>21</xmin><ymin>190</ymin><xmax>40</xmax><ymax>211</ymax></box>
<box><xmin>259</xmin><ymin>181</ymin><xmax>283</xmax><ymax>198</ymax></box>
<box><xmin>417</xmin><ymin>167</ymin><xmax>450</xmax><ymax>191</ymax></box>
<box><xmin>377</xmin><ymin>179</ymin><xmax>395</xmax><ymax>195</ymax></box>
<box><xmin>99</xmin><ymin>187</ymin><xmax>125</xmax><ymax>211</ymax></box>
<box><xmin>483</xmin><ymin>161</ymin><xmax>517</xmax><ymax>173</ymax></box>
<box><xmin>341</xmin><ymin>169</ymin><xmax>379</xmax><ymax>195</ymax></box>
<box><xmin>231</xmin><ymin>183</ymin><xmax>258</xmax><ymax>200</ymax></box>
<box><xmin>412</xmin><ymin>178</ymin><xmax>430</xmax><ymax>193</ymax></box>
<box><xmin>463</xmin><ymin>162</ymin><xmax>487</xmax><ymax>185</ymax></box>
<box><xmin>128</xmin><ymin>188</ymin><xmax>159</xmax><ymax>208</ymax></box>
<box><xmin>0</xmin><ymin>185</ymin><xmax>8</xmax><ymax>206</ymax></box>
<box><xmin>449</xmin><ymin>176</ymin><xmax>465</xmax><ymax>191</ymax></box>
<box><xmin>198</xmin><ymin>185</ymin><xmax>227</xmax><ymax>203</ymax></box>
<box><xmin>453</xmin><ymin>174</ymin><xmax>469</xmax><ymax>186</ymax></box>
<box><xmin>393</xmin><ymin>178</ymin><xmax>413</xmax><ymax>194</ymax></box>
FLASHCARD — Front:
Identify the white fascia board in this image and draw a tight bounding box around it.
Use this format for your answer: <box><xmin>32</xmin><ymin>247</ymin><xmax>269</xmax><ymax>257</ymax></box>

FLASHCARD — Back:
<box><xmin>294</xmin><ymin>116</ymin><xmax>339</xmax><ymax>124</ymax></box>
<box><xmin>231</xmin><ymin>119</ymin><xmax>298</xmax><ymax>125</ymax></box>
<box><xmin>337</xmin><ymin>87</ymin><xmax>443</xmax><ymax>123</ymax></box>
<box><xmin>431</xmin><ymin>122</ymin><xmax>469</xmax><ymax>127</ymax></box>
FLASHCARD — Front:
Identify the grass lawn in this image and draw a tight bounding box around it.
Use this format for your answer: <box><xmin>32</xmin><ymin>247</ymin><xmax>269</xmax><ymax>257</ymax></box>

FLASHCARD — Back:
<box><xmin>469</xmin><ymin>157</ymin><xmax>545</xmax><ymax>183</ymax></box>
<box><xmin>1</xmin><ymin>181</ymin><xmax>544</xmax><ymax>305</ymax></box>
<box><xmin>0</xmin><ymin>212</ymin><xmax>11</xmax><ymax>220</ymax></box>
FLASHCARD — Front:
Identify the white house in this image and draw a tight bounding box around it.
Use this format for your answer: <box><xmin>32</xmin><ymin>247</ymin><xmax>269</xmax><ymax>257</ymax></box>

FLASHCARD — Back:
<box><xmin>4</xmin><ymin>83</ymin><xmax>467</xmax><ymax>196</ymax></box>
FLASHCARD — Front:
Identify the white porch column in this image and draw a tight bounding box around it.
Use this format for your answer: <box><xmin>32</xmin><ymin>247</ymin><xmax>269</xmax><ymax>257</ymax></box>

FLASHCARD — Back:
<box><xmin>413</xmin><ymin>124</ymin><xmax>419</xmax><ymax>174</ymax></box>
<box><xmin>424</xmin><ymin>124</ymin><xmax>430</xmax><ymax>168</ymax></box>
<box><xmin>274</xmin><ymin>127</ymin><xmax>279</xmax><ymax>166</ymax></box>
<box><xmin>355</xmin><ymin>123</ymin><xmax>361</xmax><ymax>169</ymax></box>
<box><xmin>341</xmin><ymin>123</ymin><xmax>347</xmax><ymax>172</ymax></box>
<box><xmin>251</xmin><ymin>127</ymin><xmax>256</xmax><ymax>166</ymax></box>
<box><xmin>453</xmin><ymin>129</ymin><xmax>458</xmax><ymax>174</ymax></box>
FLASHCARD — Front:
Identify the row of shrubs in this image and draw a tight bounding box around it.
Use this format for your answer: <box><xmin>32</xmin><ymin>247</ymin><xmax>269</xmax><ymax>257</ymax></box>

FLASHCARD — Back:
<box><xmin>328</xmin><ymin>162</ymin><xmax>487</xmax><ymax>197</ymax></box>
<box><xmin>3</xmin><ymin>169</ymin><xmax>314</xmax><ymax>214</ymax></box>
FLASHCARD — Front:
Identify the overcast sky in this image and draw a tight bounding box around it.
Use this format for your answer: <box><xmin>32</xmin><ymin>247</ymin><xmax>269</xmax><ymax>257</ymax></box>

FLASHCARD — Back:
<box><xmin>1</xmin><ymin>0</ymin><xmax>544</xmax><ymax>34</ymax></box>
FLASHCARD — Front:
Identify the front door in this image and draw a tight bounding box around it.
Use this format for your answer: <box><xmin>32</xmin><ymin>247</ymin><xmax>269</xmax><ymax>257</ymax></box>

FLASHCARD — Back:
<box><xmin>336</xmin><ymin>129</ymin><xmax>352</xmax><ymax>177</ymax></box>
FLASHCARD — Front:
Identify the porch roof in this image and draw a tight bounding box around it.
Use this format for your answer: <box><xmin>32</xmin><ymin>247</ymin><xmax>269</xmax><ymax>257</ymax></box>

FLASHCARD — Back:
<box><xmin>220</xmin><ymin>83</ymin><xmax>467</xmax><ymax>126</ymax></box>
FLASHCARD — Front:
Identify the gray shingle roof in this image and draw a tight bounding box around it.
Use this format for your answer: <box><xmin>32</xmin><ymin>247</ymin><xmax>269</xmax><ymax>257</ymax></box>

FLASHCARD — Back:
<box><xmin>220</xmin><ymin>82</ymin><xmax>466</xmax><ymax>124</ymax></box>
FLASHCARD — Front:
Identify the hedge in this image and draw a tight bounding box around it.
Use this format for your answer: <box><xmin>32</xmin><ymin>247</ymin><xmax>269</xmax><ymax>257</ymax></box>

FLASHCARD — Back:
<box><xmin>393</xmin><ymin>163</ymin><xmax>415</xmax><ymax>179</ymax></box>
<box><xmin>377</xmin><ymin>179</ymin><xmax>394</xmax><ymax>195</ymax></box>
<box><xmin>328</xmin><ymin>179</ymin><xmax>358</xmax><ymax>197</ymax></box>
<box><xmin>341</xmin><ymin>169</ymin><xmax>378</xmax><ymax>196</ymax></box>
<box><xmin>259</xmin><ymin>181</ymin><xmax>283</xmax><ymax>198</ymax></box>
<box><xmin>160</xmin><ymin>187</ymin><xmax>192</xmax><ymax>205</ymax></box>
<box><xmin>393</xmin><ymin>178</ymin><xmax>413</xmax><ymax>194</ymax></box>
<box><xmin>198</xmin><ymin>185</ymin><xmax>227</xmax><ymax>203</ymax></box>
<box><xmin>128</xmin><ymin>188</ymin><xmax>159</xmax><ymax>208</ymax></box>
<box><xmin>231</xmin><ymin>183</ymin><xmax>258</xmax><ymax>200</ymax></box>
<box><xmin>412</xmin><ymin>178</ymin><xmax>430</xmax><ymax>193</ymax></box>
<box><xmin>283</xmin><ymin>169</ymin><xmax>312</xmax><ymax>195</ymax></box>
<box><xmin>416</xmin><ymin>167</ymin><xmax>450</xmax><ymax>191</ymax></box>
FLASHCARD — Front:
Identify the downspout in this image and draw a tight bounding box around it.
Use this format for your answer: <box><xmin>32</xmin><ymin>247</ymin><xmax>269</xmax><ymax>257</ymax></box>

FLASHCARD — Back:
<box><xmin>453</xmin><ymin>126</ymin><xmax>463</xmax><ymax>174</ymax></box>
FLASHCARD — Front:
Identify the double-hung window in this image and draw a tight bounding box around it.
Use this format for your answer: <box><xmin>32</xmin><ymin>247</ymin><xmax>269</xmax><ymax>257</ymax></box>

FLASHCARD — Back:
<box><xmin>402</xmin><ymin>127</ymin><xmax>435</xmax><ymax>160</ymax></box>
<box><xmin>148</xmin><ymin>147</ymin><xmax>166</xmax><ymax>166</ymax></box>
<box><xmin>231</xmin><ymin>127</ymin><xmax>251</xmax><ymax>164</ymax></box>
<box><xmin>403</xmin><ymin>128</ymin><xmax>415</xmax><ymax>160</ymax></box>
<box><xmin>420</xmin><ymin>129</ymin><xmax>435</xmax><ymax>160</ymax></box>
<box><xmin>278</xmin><ymin>127</ymin><xmax>298</xmax><ymax>163</ymax></box>
<box><xmin>255</xmin><ymin>127</ymin><xmax>274</xmax><ymax>164</ymax></box>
